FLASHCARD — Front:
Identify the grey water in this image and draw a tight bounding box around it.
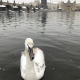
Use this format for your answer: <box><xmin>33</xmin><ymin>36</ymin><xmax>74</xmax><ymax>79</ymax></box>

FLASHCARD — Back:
<box><xmin>0</xmin><ymin>11</ymin><xmax>80</xmax><ymax>80</ymax></box>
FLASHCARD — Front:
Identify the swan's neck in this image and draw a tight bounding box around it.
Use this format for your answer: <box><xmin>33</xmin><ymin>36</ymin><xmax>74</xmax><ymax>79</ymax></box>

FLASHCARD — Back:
<box><xmin>25</xmin><ymin>49</ymin><xmax>34</xmax><ymax>67</ymax></box>
<box><xmin>25</xmin><ymin>49</ymin><xmax>39</xmax><ymax>80</ymax></box>
<box><xmin>25</xmin><ymin>50</ymin><xmax>30</xmax><ymax>60</ymax></box>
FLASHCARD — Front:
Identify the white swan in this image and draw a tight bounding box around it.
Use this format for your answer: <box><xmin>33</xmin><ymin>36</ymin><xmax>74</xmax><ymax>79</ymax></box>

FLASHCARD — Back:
<box><xmin>20</xmin><ymin>38</ymin><xmax>45</xmax><ymax>80</ymax></box>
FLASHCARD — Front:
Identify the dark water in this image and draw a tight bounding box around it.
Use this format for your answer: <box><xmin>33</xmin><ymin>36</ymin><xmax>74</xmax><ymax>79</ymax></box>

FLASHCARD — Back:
<box><xmin>0</xmin><ymin>11</ymin><xmax>80</xmax><ymax>80</ymax></box>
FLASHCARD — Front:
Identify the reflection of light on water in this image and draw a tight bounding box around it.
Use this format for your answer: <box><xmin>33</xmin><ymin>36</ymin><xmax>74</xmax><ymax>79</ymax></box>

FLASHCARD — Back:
<box><xmin>78</xmin><ymin>66</ymin><xmax>80</xmax><ymax>68</ymax></box>
<box><xmin>3</xmin><ymin>69</ymin><xmax>5</xmax><ymax>71</ymax></box>
<box><xmin>68</xmin><ymin>26</ymin><xmax>74</xmax><ymax>33</ymax></box>
<box><xmin>0</xmin><ymin>68</ymin><xmax>5</xmax><ymax>71</ymax></box>
<box><xmin>62</xmin><ymin>12</ymin><xmax>75</xmax><ymax>33</ymax></box>
<box><xmin>40</xmin><ymin>12</ymin><xmax>47</xmax><ymax>34</ymax></box>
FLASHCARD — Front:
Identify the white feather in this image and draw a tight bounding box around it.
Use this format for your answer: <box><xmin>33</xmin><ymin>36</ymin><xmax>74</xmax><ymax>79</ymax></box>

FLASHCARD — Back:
<box><xmin>20</xmin><ymin>53</ymin><xmax>26</xmax><ymax>79</ymax></box>
<box><xmin>34</xmin><ymin>48</ymin><xmax>45</xmax><ymax>80</ymax></box>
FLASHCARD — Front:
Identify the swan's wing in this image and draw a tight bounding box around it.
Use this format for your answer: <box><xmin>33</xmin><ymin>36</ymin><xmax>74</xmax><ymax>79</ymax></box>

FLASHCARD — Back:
<box><xmin>20</xmin><ymin>51</ymin><xmax>26</xmax><ymax>79</ymax></box>
<box><xmin>33</xmin><ymin>48</ymin><xmax>45</xmax><ymax>79</ymax></box>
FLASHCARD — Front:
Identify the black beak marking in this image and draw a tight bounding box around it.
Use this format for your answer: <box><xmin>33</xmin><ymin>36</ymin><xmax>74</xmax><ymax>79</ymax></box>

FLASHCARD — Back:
<box><xmin>32</xmin><ymin>57</ymin><xmax>34</xmax><ymax>60</ymax></box>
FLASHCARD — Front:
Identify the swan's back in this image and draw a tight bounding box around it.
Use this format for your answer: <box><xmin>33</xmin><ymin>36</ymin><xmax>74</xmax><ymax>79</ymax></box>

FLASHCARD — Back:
<box><xmin>33</xmin><ymin>48</ymin><xmax>45</xmax><ymax>80</ymax></box>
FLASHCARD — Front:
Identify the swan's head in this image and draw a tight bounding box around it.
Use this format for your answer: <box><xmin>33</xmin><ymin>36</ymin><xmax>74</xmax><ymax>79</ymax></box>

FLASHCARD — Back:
<box><xmin>25</xmin><ymin>38</ymin><xmax>34</xmax><ymax>61</ymax></box>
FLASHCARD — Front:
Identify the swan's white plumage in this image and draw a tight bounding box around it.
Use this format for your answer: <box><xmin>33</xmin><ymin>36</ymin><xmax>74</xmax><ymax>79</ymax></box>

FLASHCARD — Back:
<box><xmin>20</xmin><ymin>52</ymin><xmax>26</xmax><ymax>79</ymax></box>
<box><xmin>20</xmin><ymin>38</ymin><xmax>45</xmax><ymax>80</ymax></box>
<box><xmin>34</xmin><ymin>48</ymin><xmax>45</xmax><ymax>79</ymax></box>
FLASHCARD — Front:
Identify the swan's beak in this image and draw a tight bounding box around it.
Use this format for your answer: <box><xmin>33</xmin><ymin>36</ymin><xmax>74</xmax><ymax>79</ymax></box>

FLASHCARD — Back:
<box><xmin>28</xmin><ymin>46</ymin><xmax>34</xmax><ymax>61</ymax></box>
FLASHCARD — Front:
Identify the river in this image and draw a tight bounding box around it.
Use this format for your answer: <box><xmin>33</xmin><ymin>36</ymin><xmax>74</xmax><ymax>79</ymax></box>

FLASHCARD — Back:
<box><xmin>0</xmin><ymin>11</ymin><xmax>80</xmax><ymax>80</ymax></box>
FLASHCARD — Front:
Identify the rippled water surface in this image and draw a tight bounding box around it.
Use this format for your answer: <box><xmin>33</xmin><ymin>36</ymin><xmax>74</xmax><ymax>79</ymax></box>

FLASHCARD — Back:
<box><xmin>0</xmin><ymin>11</ymin><xmax>80</xmax><ymax>80</ymax></box>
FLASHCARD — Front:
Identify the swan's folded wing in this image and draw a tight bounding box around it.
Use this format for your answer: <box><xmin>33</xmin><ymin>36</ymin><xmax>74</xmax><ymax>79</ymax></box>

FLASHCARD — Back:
<box><xmin>33</xmin><ymin>48</ymin><xmax>45</xmax><ymax>79</ymax></box>
<box><xmin>20</xmin><ymin>51</ymin><xmax>26</xmax><ymax>79</ymax></box>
